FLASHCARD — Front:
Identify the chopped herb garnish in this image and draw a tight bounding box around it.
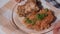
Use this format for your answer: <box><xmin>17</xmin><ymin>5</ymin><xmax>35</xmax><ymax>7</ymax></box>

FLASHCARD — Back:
<box><xmin>44</xmin><ymin>14</ymin><xmax>48</xmax><ymax>16</ymax></box>
<box><xmin>36</xmin><ymin>14</ymin><xmax>45</xmax><ymax>20</ymax></box>
<box><xmin>36</xmin><ymin>13</ymin><xmax>47</xmax><ymax>20</ymax></box>
<box><xmin>25</xmin><ymin>18</ymin><xmax>35</xmax><ymax>25</ymax></box>
<box><xmin>25</xmin><ymin>18</ymin><xmax>32</xmax><ymax>24</ymax></box>
<box><xmin>45</xmin><ymin>8</ymin><xmax>48</xmax><ymax>12</ymax></box>
<box><xmin>31</xmin><ymin>20</ymin><xmax>35</xmax><ymax>25</ymax></box>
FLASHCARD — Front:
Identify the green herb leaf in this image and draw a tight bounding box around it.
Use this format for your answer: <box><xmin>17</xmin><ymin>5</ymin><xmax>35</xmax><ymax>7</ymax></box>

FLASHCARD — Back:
<box><xmin>45</xmin><ymin>8</ymin><xmax>48</xmax><ymax>12</ymax></box>
<box><xmin>25</xmin><ymin>18</ymin><xmax>32</xmax><ymax>24</ymax></box>
<box><xmin>44</xmin><ymin>14</ymin><xmax>48</xmax><ymax>16</ymax></box>
<box><xmin>38</xmin><ymin>14</ymin><xmax>44</xmax><ymax>20</ymax></box>
<box><xmin>31</xmin><ymin>19</ymin><xmax>36</xmax><ymax>25</ymax></box>
<box><xmin>36</xmin><ymin>14</ymin><xmax>47</xmax><ymax>20</ymax></box>
<box><xmin>31</xmin><ymin>21</ymin><xmax>35</xmax><ymax>25</ymax></box>
<box><xmin>25</xmin><ymin>18</ymin><xmax>35</xmax><ymax>25</ymax></box>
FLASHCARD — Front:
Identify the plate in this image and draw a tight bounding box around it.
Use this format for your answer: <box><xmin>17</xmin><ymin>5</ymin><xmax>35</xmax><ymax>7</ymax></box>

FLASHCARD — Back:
<box><xmin>12</xmin><ymin>1</ymin><xmax>60</xmax><ymax>34</ymax></box>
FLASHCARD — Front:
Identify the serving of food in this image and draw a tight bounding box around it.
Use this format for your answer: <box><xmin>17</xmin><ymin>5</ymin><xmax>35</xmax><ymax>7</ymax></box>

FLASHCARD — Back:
<box><xmin>12</xmin><ymin>0</ymin><xmax>57</xmax><ymax>34</ymax></box>
<box><xmin>23</xmin><ymin>9</ymin><xmax>55</xmax><ymax>31</ymax></box>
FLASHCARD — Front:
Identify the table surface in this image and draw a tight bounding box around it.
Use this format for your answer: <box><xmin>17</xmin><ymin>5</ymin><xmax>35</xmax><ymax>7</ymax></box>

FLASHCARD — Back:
<box><xmin>0</xmin><ymin>0</ymin><xmax>60</xmax><ymax>34</ymax></box>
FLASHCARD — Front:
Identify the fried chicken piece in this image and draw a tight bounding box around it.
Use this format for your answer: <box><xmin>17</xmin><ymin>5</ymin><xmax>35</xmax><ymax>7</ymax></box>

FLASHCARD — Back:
<box><xmin>17</xmin><ymin>0</ymin><xmax>39</xmax><ymax>17</ymax></box>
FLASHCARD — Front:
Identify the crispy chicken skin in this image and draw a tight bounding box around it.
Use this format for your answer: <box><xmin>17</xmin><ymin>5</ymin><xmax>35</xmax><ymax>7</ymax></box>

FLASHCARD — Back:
<box><xmin>17</xmin><ymin>0</ymin><xmax>39</xmax><ymax>17</ymax></box>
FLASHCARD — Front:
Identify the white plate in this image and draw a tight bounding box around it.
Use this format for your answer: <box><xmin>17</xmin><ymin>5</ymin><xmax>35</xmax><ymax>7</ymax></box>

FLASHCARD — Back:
<box><xmin>12</xmin><ymin>2</ymin><xmax>60</xmax><ymax>34</ymax></box>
